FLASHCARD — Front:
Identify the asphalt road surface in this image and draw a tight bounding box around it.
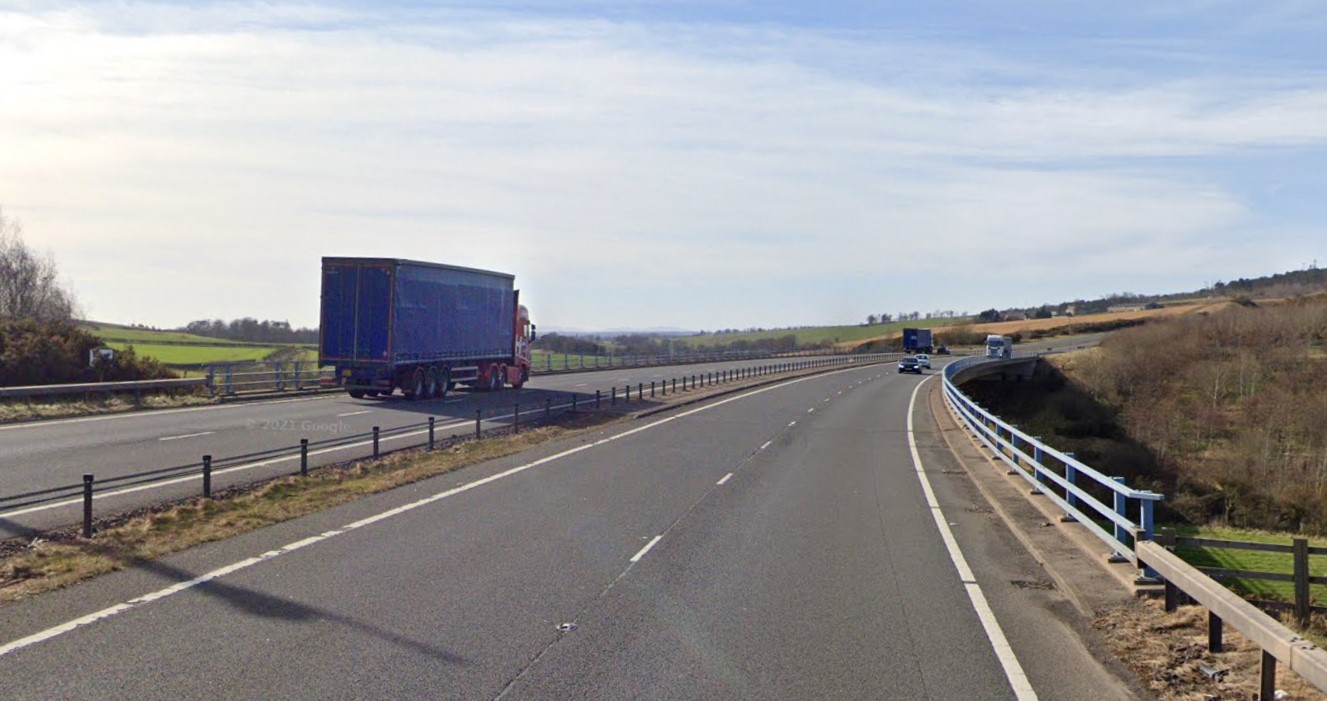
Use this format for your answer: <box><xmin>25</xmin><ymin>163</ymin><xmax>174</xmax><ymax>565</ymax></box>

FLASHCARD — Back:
<box><xmin>0</xmin><ymin>356</ymin><xmax>881</xmax><ymax>536</ymax></box>
<box><xmin>0</xmin><ymin>361</ymin><xmax>1138</xmax><ymax>699</ymax></box>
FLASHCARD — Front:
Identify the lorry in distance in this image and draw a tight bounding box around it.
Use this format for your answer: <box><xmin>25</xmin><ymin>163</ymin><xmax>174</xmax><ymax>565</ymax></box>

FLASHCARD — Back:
<box><xmin>319</xmin><ymin>257</ymin><xmax>535</xmax><ymax>400</ymax></box>
<box><xmin>902</xmin><ymin>327</ymin><xmax>933</xmax><ymax>354</ymax></box>
<box><xmin>985</xmin><ymin>334</ymin><xmax>1013</xmax><ymax>359</ymax></box>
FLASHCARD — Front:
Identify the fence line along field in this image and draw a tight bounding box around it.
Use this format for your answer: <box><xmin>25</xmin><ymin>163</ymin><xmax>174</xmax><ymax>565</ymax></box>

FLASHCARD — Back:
<box><xmin>82</xmin><ymin>322</ymin><xmax>318</xmax><ymax>368</ymax></box>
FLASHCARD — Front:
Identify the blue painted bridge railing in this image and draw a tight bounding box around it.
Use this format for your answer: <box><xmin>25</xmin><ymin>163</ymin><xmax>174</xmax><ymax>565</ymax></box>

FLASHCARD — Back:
<box><xmin>941</xmin><ymin>354</ymin><xmax>1163</xmax><ymax>578</ymax></box>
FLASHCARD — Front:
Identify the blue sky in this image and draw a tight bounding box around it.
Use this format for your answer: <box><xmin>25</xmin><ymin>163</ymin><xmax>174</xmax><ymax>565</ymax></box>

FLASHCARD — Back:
<box><xmin>3</xmin><ymin>1</ymin><xmax>1326</xmax><ymax>331</ymax></box>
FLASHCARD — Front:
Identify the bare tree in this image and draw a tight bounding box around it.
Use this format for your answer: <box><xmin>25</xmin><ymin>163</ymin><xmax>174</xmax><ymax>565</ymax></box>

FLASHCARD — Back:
<box><xmin>0</xmin><ymin>208</ymin><xmax>79</xmax><ymax>321</ymax></box>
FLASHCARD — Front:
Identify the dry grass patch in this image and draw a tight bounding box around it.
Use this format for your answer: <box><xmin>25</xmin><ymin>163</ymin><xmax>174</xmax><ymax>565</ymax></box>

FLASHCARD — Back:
<box><xmin>1095</xmin><ymin>598</ymin><xmax>1327</xmax><ymax>700</ymax></box>
<box><xmin>0</xmin><ymin>413</ymin><xmax>622</xmax><ymax>605</ymax></box>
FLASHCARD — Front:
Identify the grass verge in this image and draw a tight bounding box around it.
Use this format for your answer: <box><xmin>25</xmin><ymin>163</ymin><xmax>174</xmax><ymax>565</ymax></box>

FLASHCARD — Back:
<box><xmin>0</xmin><ymin>412</ymin><xmax>623</xmax><ymax>605</ymax></box>
<box><xmin>0</xmin><ymin>393</ymin><xmax>219</xmax><ymax>424</ymax></box>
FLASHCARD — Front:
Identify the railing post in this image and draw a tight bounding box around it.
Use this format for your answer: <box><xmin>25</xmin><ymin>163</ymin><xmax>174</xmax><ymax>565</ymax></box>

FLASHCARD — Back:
<box><xmin>1064</xmin><ymin>451</ymin><xmax>1078</xmax><ymax>515</ymax></box>
<box><xmin>611</xmin><ymin>387</ymin><xmax>617</xmax><ymax>406</ymax></box>
<box><xmin>1208</xmin><ymin>611</ymin><xmax>1224</xmax><ymax>653</ymax></box>
<box><xmin>514</xmin><ymin>404</ymin><xmax>520</xmax><ymax>434</ymax></box>
<box><xmin>1261</xmin><ymin>650</ymin><xmax>1277</xmax><ymax>701</ymax></box>
<box><xmin>300</xmin><ymin>438</ymin><xmax>309</xmax><ymax>476</ymax></box>
<box><xmin>82</xmin><ymin>474</ymin><xmax>94</xmax><ymax>538</ymax></box>
<box><xmin>572</xmin><ymin>393</ymin><xmax>578</xmax><ymax>411</ymax></box>
<box><xmin>372</xmin><ymin>427</ymin><xmax>380</xmax><ymax>458</ymax></box>
<box><xmin>595</xmin><ymin>390</ymin><xmax>601</xmax><ymax>409</ymax></box>
<box><xmin>1109</xmin><ymin>476</ymin><xmax>1130</xmax><ymax>562</ymax></box>
<box><xmin>638</xmin><ymin>383</ymin><xmax>643</xmax><ymax>401</ymax></box>
<box><xmin>428</xmin><ymin>417</ymin><xmax>436</xmax><ymax>450</ymax></box>
<box><xmin>476</xmin><ymin>410</ymin><xmax>482</xmax><ymax>439</ymax></box>
<box><xmin>651</xmin><ymin>380</ymin><xmax>656</xmax><ymax>398</ymax></box>
<box><xmin>202</xmin><ymin>454</ymin><xmax>212</xmax><ymax>498</ymax></box>
<box><xmin>1295</xmin><ymin>537</ymin><xmax>1311</xmax><ymax>628</ymax></box>
<box><xmin>545</xmin><ymin>397</ymin><xmax>551</xmax><ymax>423</ymax></box>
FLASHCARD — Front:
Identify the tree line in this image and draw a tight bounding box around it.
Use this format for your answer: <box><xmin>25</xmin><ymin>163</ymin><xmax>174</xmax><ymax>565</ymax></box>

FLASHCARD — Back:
<box><xmin>180</xmin><ymin>318</ymin><xmax>318</xmax><ymax>344</ymax></box>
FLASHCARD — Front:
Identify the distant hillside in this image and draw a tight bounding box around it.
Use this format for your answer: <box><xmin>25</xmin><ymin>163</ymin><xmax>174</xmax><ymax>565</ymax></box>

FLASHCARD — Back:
<box><xmin>967</xmin><ymin>292</ymin><xmax>1327</xmax><ymax>534</ymax></box>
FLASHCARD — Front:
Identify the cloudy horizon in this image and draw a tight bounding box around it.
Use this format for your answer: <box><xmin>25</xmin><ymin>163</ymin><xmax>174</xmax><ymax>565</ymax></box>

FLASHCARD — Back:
<box><xmin>4</xmin><ymin>1</ymin><xmax>1325</xmax><ymax>331</ymax></box>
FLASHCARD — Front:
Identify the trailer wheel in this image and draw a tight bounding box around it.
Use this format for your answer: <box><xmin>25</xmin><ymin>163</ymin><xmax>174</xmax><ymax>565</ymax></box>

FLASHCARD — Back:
<box><xmin>407</xmin><ymin>367</ymin><xmax>425</xmax><ymax>400</ymax></box>
<box><xmin>426</xmin><ymin>366</ymin><xmax>443</xmax><ymax>399</ymax></box>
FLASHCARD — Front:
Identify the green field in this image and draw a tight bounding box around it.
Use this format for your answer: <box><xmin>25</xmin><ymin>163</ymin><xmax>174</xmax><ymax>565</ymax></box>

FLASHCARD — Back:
<box><xmin>677</xmin><ymin>318</ymin><xmax>968</xmax><ymax>348</ymax></box>
<box><xmin>82</xmin><ymin>323</ymin><xmax>254</xmax><ymax>346</ymax></box>
<box><xmin>84</xmin><ymin>322</ymin><xmax>318</xmax><ymax>367</ymax></box>
<box><xmin>1173</xmin><ymin>525</ymin><xmax>1327</xmax><ymax>607</ymax></box>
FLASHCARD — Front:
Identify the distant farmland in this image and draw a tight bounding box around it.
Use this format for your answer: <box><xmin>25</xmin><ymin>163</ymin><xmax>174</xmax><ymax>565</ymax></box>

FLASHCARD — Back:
<box><xmin>677</xmin><ymin>318</ymin><xmax>965</xmax><ymax>349</ymax></box>
<box><xmin>84</xmin><ymin>322</ymin><xmax>318</xmax><ymax>367</ymax></box>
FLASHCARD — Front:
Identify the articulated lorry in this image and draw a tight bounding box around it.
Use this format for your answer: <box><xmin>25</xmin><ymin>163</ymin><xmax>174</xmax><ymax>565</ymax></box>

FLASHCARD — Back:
<box><xmin>902</xmin><ymin>327</ymin><xmax>933</xmax><ymax>354</ymax></box>
<box><xmin>319</xmin><ymin>257</ymin><xmax>535</xmax><ymax>399</ymax></box>
<box><xmin>984</xmin><ymin>334</ymin><xmax>1013</xmax><ymax>359</ymax></box>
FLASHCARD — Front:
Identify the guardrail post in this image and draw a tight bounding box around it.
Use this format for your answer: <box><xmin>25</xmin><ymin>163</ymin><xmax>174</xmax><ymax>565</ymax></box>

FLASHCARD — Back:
<box><xmin>1295</xmin><ymin>537</ymin><xmax>1311</xmax><ymax>628</ymax></box>
<box><xmin>1062</xmin><ymin>451</ymin><xmax>1078</xmax><ymax>520</ymax></box>
<box><xmin>300</xmin><ymin>438</ymin><xmax>309</xmax><ymax>476</ymax></box>
<box><xmin>672</xmin><ymin>378</ymin><xmax>676</xmax><ymax>393</ymax></box>
<box><xmin>372</xmin><ymin>426</ymin><xmax>380</xmax><ymax>458</ymax></box>
<box><xmin>224</xmin><ymin>364</ymin><xmax>233</xmax><ymax>395</ymax></box>
<box><xmin>595</xmin><ymin>390</ymin><xmax>601</xmax><ymax>409</ymax></box>
<box><xmin>476</xmin><ymin>410</ymin><xmax>482</xmax><ymax>439</ymax></box>
<box><xmin>545</xmin><ymin>397</ymin><xmax>551</xmax><ymax>423</ymax></box>
<box><xmin>611</xmin><ymin>387</ymin><xmax>617</xmax><ymax>406</ymax></box>
<box><xmin>202</xmin><ymin>454</ymin><xmax>212</xmax><ymax>498</ymax></box>
<box><xmin>651</xmin><ymin>381</ymin><xmax>656</xmax><ymax>398</ymax></box>
<box><xmin>1108</xmin><ymin>476</ymin><xmax>1130</xmax><ymax>562</ymax></box>
<box><xmin>82</xmin><ymin>474</ymin><xmax>94</xmax><ymax>538</ymax></box>
<box><xmin>207</xmin><ymin>365</ymin><xmax>217</xmax><ymax>395</ymax></box>
<box><xmin>572</xmin><ymin>393</ymin><xmax>578</xmax><ymax>411</ymax></box>
<box><xmin>638</xmin><ymin>383</ymin><xmax>642</xmax><ymax>401</ymax></box>
<box><xmin>514</xmin><ymin>404</ymin><xmax>520</xmax><ymax>434</ymax></box>
<box><xmin>428</xmin><ymin>417</ymin><xmax>436</xmax><ymax>451</ymax></box>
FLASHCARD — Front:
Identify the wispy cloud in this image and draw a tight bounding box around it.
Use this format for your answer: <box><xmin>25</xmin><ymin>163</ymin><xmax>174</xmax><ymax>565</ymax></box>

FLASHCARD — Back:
<box><xmin>2</xmin><ymin>1</ymin><xmax>1325</xmax><ymax>328</ymax></box>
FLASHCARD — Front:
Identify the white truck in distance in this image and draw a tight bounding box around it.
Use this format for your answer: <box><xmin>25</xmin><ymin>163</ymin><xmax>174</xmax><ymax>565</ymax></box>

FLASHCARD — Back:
<box><xmin>985</xmin><ymin>334</ymin><xmax>1013</xmax><ymax>359</ymax></box>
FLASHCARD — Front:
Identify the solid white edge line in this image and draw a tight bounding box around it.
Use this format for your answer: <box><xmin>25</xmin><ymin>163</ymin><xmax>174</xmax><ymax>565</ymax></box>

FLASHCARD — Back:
<box><xmin>0</xmin><ymin>364</ymin><xmax>871</xmax><ymax>658</ymax></box>
<box><xmin>336</xmin><ymin>410</ymin><xmax>371</xmax><ymax>417</ymax></box>
<box><xmin>716</xmin><ymin>473</ymin><xmax>733</xmax><ymax>486</ymax></box>
<box><xmin>630</xmin><ymin>535</ymin><xmax>663</xmax><ymax>562</ymax></box>
<box><xmin>905</xmin><ymin>377</ymin><xmax>1038</xmax><ymax>701</ymax></box>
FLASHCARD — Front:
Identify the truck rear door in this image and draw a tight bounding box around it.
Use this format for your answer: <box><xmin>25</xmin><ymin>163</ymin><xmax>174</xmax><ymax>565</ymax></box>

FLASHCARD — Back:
<box><xmin>322</xmin><ymin>262</ymin><xmax>393</xmax><ymax>362</ymax></box>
